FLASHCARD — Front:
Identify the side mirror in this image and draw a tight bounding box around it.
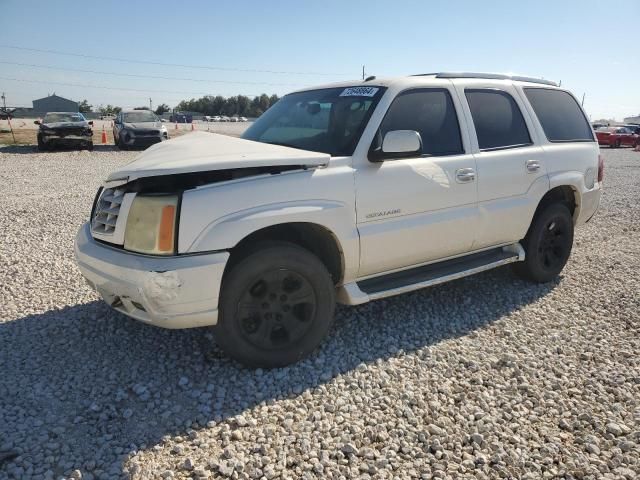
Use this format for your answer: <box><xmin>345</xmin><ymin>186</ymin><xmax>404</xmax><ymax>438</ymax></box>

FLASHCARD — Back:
<box><xmin>369</xmin><ymin>130</ymin><xmax>422</xmax><ymax>162</ymax></box>
<box><xmin>88</xmin><ymin>120</ymin><xmax>94</xmax><ymax>126</ymax></box>
<box><xmin>34</xmin><ymin>120</ymin><xmax>41</xmax><ymax>125</ymax></box>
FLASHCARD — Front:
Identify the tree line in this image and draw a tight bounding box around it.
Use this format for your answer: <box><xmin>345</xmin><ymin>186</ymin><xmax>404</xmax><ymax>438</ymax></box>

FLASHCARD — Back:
<box><xmin>79</xmin><ymin>93</ymin><xmax>280</xmax><ymax>118</ymax></box>
<box><xmin>175</xmin><ymin>94</ymin><xmax>279</xmax><ymax>117</ymax></box>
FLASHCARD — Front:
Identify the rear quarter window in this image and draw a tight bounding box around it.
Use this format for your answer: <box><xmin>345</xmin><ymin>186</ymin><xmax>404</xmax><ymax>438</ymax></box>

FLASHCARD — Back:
<box><xmin>524</xmin><ymin>88</ymin><xmax>594</xmax><ymax>142</ymax></box>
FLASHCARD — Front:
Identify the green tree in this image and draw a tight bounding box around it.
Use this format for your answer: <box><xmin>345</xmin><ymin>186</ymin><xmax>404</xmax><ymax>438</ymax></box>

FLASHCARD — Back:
<box><xmin>154</xmin><ymin>104</ymin><xmax>170</xmax><ymax>115</ymax></box>
<box><xmin>78</xmin><ymin>99</ymin><xmax>92</xmax><ymax>113</ymax></box>
<box><xmin>98</xmin><ymin>105</ymin><xmax>122</xmax><ymax>115</ymax></box>
<box><xmin>237</xmin><ymin>95</ymin><xmax>251</xmax><ymax>116</ymax></box>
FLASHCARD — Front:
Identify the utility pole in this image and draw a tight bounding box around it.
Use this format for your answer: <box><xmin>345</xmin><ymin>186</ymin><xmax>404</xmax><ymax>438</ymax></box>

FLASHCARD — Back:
<box><xmin>362</xmin><ymin>65</ymin><xmax>365</xmax><ymax>80</ymax></box>
<box><xmin>149</xmin><ymin>98</ymin><xmax>152</xmax><ymax>112</ymax></box>
<box><xmin>1</xmin><ymin>92</ymin><xmax>5</xmax><ymax>110</ymax></box>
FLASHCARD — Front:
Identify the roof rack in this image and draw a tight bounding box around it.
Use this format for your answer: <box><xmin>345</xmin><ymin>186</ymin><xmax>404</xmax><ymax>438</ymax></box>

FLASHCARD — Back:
<box><xmin>412</xmin><ymin>72</ymin><xmax>558</xmax><ymax>87</ymax></box>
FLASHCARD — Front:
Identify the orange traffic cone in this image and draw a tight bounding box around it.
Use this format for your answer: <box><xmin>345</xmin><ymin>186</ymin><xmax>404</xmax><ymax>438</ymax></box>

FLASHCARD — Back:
<box><xmin>191</xmin><ymin>122</ymin><xmax>195</xmax><ymax>131</ymax></box>
<box><xmin>101</xmin><ymin>127</ymin><xmax>107</xmax><ymax>144</ymax></box>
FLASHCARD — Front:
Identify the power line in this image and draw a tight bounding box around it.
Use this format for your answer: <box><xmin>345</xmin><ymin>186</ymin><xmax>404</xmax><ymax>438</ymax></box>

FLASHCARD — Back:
<box><xmin>0</xmin><ymin>60</ymin><xmax>309</xmax><ymax>87</ymax></box>
<box><xmin>0</xmin><ymin>76</ymin><xmax>267</xmax><ymax>98</ymax></box>
<box><xmin>0</xmin><ymin>44</ymin><xmax>349</xmax><ymax>76</ymax></box>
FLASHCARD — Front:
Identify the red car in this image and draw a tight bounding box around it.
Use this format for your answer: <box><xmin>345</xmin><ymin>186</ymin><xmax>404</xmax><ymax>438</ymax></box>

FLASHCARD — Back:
<box><xmin>595</xmin><ymin>126</ymin><xmax>639</xmax><ymax>148</ymax></box>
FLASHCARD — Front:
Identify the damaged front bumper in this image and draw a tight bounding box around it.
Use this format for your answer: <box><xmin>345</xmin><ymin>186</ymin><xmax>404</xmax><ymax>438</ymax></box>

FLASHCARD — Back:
<box><xmin>74</xmin><ymin>223</ymin><xmax>228</xmax><ymax>328</ymax></box>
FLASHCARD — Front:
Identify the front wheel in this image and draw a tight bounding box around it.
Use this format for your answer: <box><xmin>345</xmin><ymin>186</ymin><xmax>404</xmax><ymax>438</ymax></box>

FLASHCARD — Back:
<box><xmin>215</xmin><ymin>242</ymin><xmax>336</xmax><ymax>368</ymax></box>
<box><xmin>513</xmin><ymin>203</ymin><xmax>574</xmax><ymax>283</ymax></box>
<box><xmin>37</xmin><ymin>135</ymin><xmax>47</xmax><ymax>151</ymax></box>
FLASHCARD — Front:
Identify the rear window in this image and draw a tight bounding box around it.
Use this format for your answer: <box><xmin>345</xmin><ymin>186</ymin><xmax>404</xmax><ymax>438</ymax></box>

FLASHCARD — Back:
<box><xmin>465</xmin><ymin>89</ymin><xmax>532</xmax><ymax>151</ymax></box>
<box><xmin>524</xmin><ymin>88</ymin><xmax>594</xmax><ymax>142</ymax></box>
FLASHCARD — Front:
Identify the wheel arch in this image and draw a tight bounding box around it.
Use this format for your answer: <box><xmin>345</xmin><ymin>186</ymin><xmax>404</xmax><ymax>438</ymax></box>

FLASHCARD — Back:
<box><xmin>533</xmin><ymin>184</ymin><xmax>578</xmax><ymax>224</ymax></box>
<box><xmin>225</xmin><ymin>222</ymin><xmax>346</xmax><ymax>286</ymax></box>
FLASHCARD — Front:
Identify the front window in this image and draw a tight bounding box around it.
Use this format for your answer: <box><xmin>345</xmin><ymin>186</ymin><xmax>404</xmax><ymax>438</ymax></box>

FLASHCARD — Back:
<box><xmin>123</xmin><ymin>111</ymin><xmax>159</xmax><ymax>123</ymax></box>
<box><xmin>242</xmin><ymin>86</ymin><xmax>386</xmax><ymax>156</ymax></box>
<box><xmin>43</xmin><ymin>112</ymin><xmax>85</xmax><ymax>123</ymax></box>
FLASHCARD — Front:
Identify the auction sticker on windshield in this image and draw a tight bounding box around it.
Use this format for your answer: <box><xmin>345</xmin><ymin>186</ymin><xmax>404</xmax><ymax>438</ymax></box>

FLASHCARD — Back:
<box><xmin>340</xmin><ymin>87</ymin><xmax>379</xmax><ymax>97</ymax></box>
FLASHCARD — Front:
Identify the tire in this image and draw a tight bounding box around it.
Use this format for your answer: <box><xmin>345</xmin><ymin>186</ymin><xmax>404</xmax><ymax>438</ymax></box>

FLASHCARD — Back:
<box><xmin>513</xmin><ymin>203</ymin><xmax>574</xmax><ymax>283</ymax></box>
<box><xmin>215</xmin><ymin>242</ymin><xmax>336</xmax><ymax>368</ymax></box>
<box><xmin>115</xmin><ymin>133</ymin><xmax>127</xmax><ymax>150</ymax></box>
<box><xmin>37</xmin><ymin>135</ymin><xmax>47</xmax><ymax>151</ymax></box>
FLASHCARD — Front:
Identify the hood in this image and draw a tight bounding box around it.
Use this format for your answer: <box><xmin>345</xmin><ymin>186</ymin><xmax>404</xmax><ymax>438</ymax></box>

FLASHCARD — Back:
<box><xmin>107</xmin><ymin>131</ymin><xmax>330</xmax><ymax>182</ymax></box>
<box><xmin>123</xmin><ymin>121</ymin><xmax>163</xmax><ymax>129</ymax></box>
<box><xmin>42</xmin><ymin>121</ymin><xmax>89</xmax><ymax>129</ymax></box>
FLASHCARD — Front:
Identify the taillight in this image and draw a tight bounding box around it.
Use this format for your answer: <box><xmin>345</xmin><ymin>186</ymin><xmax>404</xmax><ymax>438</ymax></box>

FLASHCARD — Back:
<box><xmin>597</xmin><ymin>154</ymin><xmax>604</xmax><ymax>183</ymax></box>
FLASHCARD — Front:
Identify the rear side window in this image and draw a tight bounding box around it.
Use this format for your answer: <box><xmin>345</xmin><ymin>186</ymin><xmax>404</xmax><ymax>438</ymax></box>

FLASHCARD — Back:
<box><xmin>524</xmin><ymin>88</ymin><xmax>594</xmax><ymax>142</ymax></box>
<box><xmin>465</xmin><ymin>89</ymin><xmax>531</xmax><ymax>150</ymax></box>
<box><xmin>379</xmin><ymin>88</ymin><xmax>463</xmax><ymax>156</ymax></box>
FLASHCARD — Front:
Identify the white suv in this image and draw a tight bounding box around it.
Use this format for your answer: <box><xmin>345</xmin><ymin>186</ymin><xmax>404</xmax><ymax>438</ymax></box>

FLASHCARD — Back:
<box><xmin>75</xmin><ymin>73</ymin><xmax>602</xmax><ymax>367</ymax></box>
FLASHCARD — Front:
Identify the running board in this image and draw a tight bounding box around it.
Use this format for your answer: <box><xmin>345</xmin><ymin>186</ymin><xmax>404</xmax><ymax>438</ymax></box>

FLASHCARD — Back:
<box><xmin>339</xmin><ymin>244</ymin><xmax>524</xmax><ymax>304</ymax></box>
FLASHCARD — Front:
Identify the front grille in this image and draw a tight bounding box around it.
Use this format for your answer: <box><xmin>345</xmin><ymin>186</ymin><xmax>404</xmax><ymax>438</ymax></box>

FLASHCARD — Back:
<box><xmin>132</xmin><ymin>129</ymin><xmax>159</xmax><ymax>136</ymax></box>
<box><xmin>49</xmin><ymin>127</ymin><xmax>88</xmax><ymax>136</ymax></box>
<box><xmin>92</xmin><ymin>188</ymin><xmax>125</xmax><ymax>234</ymax></box>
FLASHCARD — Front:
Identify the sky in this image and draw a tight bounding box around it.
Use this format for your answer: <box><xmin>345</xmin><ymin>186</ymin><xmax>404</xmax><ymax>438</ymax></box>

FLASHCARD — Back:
<box><xmin>1</xmin><ymin>0</ymin><xmax>638</xmax><ymax>120</ymax></box>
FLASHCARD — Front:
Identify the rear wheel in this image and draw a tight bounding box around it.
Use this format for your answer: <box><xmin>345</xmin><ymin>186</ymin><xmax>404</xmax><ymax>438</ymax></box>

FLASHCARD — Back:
<box><xmin>215</xmin><ymin>242</ymin><xmax>336</xmax><ymax>368</ymax></box>
<box><xmin>513</xmin><ymin>203</ymin><xmax>574</xmax><ymax>283</ymax></box>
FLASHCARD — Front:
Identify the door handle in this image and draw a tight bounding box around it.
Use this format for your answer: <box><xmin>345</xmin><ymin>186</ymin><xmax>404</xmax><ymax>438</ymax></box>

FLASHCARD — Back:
<box><xmin>455</xmin><ymin>168</ymin><xmax>475</xmax><ymax>183</ymax></box>
<box><xmin>526</xmin><ymin>159</ymin><xmax>541</xmax><ymax>172</ymax></box>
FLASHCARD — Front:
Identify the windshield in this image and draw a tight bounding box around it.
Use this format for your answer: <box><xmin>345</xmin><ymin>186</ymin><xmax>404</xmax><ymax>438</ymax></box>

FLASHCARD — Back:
<box><xmin>123</xmin><ymin>111</ymin><xmax>159</xmax><ymax>123</ymax></box>
<box><xmin>43</xmin><ymin>112</ymin><xmax>85</xmax><ymax>123</ymax></box>
<box><xmin>242</xmin><ymin>86</ymin><xmax>386</xmax><ymax>156</ymax></box>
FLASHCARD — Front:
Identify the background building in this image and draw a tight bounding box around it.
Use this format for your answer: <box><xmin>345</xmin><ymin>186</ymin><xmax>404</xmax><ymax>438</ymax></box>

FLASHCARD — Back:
<box><xmin>32</xmin><ymin>94</ymin><xmax>78</xmax><ymax>114</ymax></box>
<box><xmin>623</xmin><ymin>114</ymin><xmax>640</xmax><ymax>125</ymax></box>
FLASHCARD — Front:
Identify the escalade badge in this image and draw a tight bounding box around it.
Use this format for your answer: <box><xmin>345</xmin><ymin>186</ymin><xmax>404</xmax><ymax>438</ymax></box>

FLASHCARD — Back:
<box><xmin>365</xmin><ymin>209</ymin><xmax>401</xmax><ymax>219</ymax></box>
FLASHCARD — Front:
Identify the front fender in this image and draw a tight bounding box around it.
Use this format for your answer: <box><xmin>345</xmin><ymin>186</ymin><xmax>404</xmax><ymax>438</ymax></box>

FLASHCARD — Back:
<box><xmin>187</xmin><ymin>200</ymin><xmax>359</xmax><ymax>282</ymax></box>
<box><xmin>178</xmin><ymin>166</ymin><xmax>360</xmax><ymax>281</ymax></box>
<box><xmin>188</xmin><ymin>199</ymin><xmax>349</xmax><ymax>250</ymax></box>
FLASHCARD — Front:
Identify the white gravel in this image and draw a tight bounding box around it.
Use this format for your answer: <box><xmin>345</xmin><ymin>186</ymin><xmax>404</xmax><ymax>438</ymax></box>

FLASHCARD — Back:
<box><xmin>0</xmin><ymin>145</ymin><xmax>638</xmax><ymax>480</ymax></box>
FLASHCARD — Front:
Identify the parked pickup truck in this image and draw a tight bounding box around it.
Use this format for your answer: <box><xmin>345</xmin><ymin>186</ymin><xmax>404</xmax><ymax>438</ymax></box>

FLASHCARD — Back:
<box><xmin>75</xmin><ymin>72</ymin><xmax>602</xmax><ymax>367</ymax></box>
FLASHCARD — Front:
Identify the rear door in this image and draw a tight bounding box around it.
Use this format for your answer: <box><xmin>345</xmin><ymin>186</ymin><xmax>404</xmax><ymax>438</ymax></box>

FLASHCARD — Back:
<box><xmin>454</xmin><ymin>82</ymin><xmax>548</xmax><ymax>249</ymax></box>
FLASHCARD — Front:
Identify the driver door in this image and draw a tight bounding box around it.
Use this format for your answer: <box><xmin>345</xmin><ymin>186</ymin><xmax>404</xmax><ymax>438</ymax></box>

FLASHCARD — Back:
<box><xmin>355</xmin><ymin>87</ymin><xmax>479</xmax><ymax>277</ymax></box>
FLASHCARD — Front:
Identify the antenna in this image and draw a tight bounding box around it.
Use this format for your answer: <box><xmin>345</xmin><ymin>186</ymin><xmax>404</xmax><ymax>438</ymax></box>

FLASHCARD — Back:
<box><xmin>362</xmin><ymin>65</ymin><xmax>365</xmax><ymax>80</ymax></box>
<box><xmin>581</xmin><ymin>93</ymin><xmax>585</xmax><ymax>107</ymax></box>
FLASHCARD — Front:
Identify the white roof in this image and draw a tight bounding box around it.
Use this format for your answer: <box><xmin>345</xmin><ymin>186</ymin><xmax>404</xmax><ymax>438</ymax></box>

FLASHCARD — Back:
<box><xmin>290</xmin><ymin>72</ymin><xmax>559</xmax><ymax>94</ymax></box>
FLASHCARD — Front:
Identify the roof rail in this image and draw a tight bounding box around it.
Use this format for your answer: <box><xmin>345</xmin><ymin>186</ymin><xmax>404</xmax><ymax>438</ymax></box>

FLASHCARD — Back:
<box><xmin>412</xmin><ymin>72</ymin><xmax>558</xmax><ymax>87</ymax></box>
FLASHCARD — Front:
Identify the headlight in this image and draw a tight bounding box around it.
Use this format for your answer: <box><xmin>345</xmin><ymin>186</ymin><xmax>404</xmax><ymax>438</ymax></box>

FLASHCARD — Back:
<box><xmin>124</xmin><ymin>195</ymin><xmax>179</xmax><ymax>255</ymax></box>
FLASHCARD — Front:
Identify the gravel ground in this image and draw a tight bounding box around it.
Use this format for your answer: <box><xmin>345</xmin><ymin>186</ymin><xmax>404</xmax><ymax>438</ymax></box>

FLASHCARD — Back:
<box><xmin>0</xmin><ymin>146</ymin><xmax>638</xmax><ymax>480</ymax></box>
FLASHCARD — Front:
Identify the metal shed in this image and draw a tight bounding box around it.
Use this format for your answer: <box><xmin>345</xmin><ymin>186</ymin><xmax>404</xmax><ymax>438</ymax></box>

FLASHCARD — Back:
<box><xmin>32</xmin><ymin>94</ymin><xmax>79</xmax><ymax>114</ymax></box>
